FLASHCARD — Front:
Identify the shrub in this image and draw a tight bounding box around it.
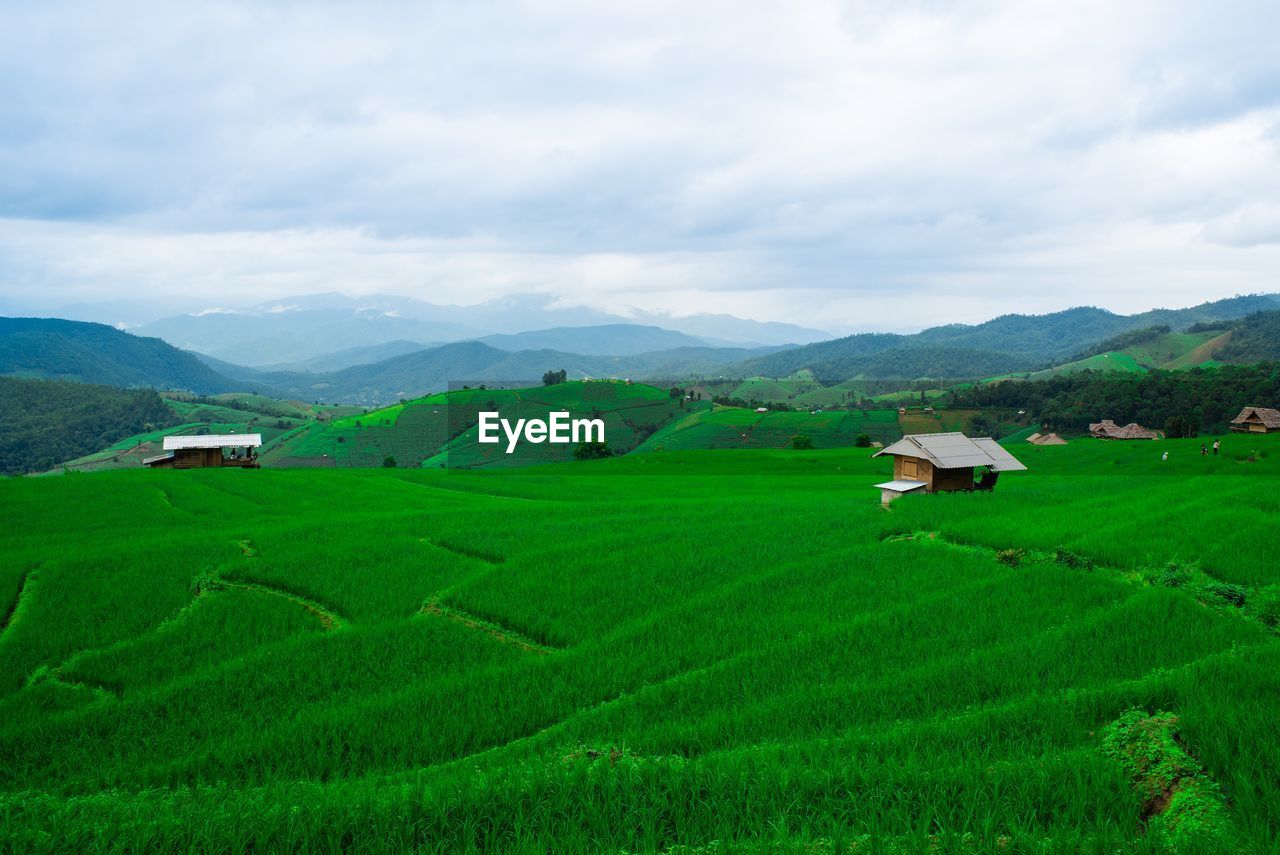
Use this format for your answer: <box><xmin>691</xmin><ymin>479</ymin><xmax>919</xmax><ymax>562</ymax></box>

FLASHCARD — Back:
<box><xmin>1254</xmin><ymin>588</ymin><xmax>1280</xmax><ymax>628</ymax></box>
<box><xmin>382</xmin><ymin>456</ymin><xmax>397</xmax><ymax>468</ymax></box>
<box><xmin>854</xmin><ymin>433</ymin><xmax>871</xmax><ymax>448</ymax></box>
<box><xmin>1158</xmin><ymin>561</ymin><xmax>1194</xmax><ymax>588</ymax></box>
<box><xmin>573</xmin><ymin>441</ymin><xmax>612</xmax><ymax>461</ymax></box>
<box><xmin>1054</xmin><ymin>547</ymin><xmax>1094</xmax><ymax>572</ymax></box>
<box><xmin>1206</xmin><ymin>582</ymin><xmax>1248</xmax><ymax>608</ymax></box>
<box><xmin>996</xmin><ymin>548</ymin><xmax>1024</xmax><ymax>567</ymax></box>
<box><xmin>789</xmin><ymin>434</ymin><xmax>815</xmax><ymax>450</ymax></box>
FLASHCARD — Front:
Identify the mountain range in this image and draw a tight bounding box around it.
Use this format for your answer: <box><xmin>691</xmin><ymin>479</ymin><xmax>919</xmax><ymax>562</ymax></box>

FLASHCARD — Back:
<box><xmin>127</xmin><ymin>293</ymin><xmax>831</xmax><ymax>365</ymax></box>
<box><xmin>5</xmin><ymin>293</ymin><xmax>1280</xmax><ymax>407</ymax></box>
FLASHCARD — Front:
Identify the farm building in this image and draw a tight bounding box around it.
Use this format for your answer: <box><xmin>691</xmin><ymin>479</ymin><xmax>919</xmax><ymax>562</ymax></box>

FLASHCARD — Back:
<box><xmin>1089</xmin><ymin>420</ymin><xmax>1161</xmax><ymax>440</ymax></box>
<box><xmin>1026</xmin><ymin>432</ymin><xmax>1068</xmax><ymax>445</ymax></box>
<box><xmin>144</xmin><ymin>434</ymin><xmax>263</xmax><ymax>469</ymax></box>
<box><xmin>872</xmin><ymin>432</ymin><xmax>1026</xmax><ymax>505</ymax></box>
<box><xmin>1230</xmin><ymin>407</ymin><xmax>1280</xmax><ymax>434</ymax></box>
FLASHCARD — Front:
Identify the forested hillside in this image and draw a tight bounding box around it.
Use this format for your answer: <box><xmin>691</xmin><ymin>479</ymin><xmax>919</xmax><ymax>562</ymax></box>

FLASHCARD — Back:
<box><xmin>0</xmin><ymin>377</ymin><xmax>179</xmax><ymax>475</ymax></box>
<box><xmin>948</xmin><ymin>364</ymin><xmax>1280</xmax><ymax>435</ymax></box>
<box><xmin>0</xmin><ymin>318</ymin><xmax>236</xmax><ymax>393</ymax></box>
<box><xmin>1216</xmin><ymin>311</ymin><xmax>1280</xmax><ymax>364</ymax></box>
<box><xmin>727</xmin><ymin>296</ymin><xmax>1280</xmax><ymax>381</ymax></box>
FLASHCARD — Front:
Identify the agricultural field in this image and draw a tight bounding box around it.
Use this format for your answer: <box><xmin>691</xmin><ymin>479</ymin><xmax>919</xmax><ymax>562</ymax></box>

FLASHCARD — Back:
<box><xmin>272</xmin><ymin>381</ymin><xmax>703</xmax><ymax>469</ymax></box>
<box><xmin>2</xmin><ymin>434</ymin><xmax>1278</xmax><ymax>851</ymax></box>
<box><xmin>636</xmin><ymin>405</ymin><xmax>902</xmax><ymax>451</ymax></box>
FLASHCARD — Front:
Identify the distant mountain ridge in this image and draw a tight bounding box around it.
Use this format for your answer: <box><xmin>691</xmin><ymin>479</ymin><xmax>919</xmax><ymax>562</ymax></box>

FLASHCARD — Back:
<box><xmin>247</xmin><ymin>340</ymin><xmax>786</xmax><ymax>406</ymax></box>
<box><xmin>725</xmin><ymin>295</ymin><xmax>1280</xmax><ymax>381</ymax></box>
<box><xmin>133</xmin><ymin>292</ymin><xmax>831</xmax><ymax>365</ymax></box>
<box><xmin>0</xmin><ymin>317</ymin><xmax>237</xmax><ymax>393</ymax></box>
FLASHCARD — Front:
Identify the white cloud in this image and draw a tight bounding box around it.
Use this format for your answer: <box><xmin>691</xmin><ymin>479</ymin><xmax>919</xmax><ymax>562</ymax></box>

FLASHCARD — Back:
<box><xmin>2</xmin><ymin>0</ymin><xmax>1280</xmax><ymax>329</ymax></box>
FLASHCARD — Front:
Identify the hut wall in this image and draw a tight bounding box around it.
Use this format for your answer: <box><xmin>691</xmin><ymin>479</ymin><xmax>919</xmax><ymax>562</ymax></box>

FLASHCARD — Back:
<box><xmin>894</xmin><ymin>455</ymin><xmax>932</xmax><ymax>483</ymax></box>
<box><xmin>932</xmin><ymin>466</ymin><xmax>975</xmax><ymax>493</ymax></box>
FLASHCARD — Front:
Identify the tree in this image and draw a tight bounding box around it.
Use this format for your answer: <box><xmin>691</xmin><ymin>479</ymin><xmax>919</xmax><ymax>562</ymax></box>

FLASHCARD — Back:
<box><xmin>573</xmin><ymin>441</ymin><xmax>612</xmax><ymax>460</ymax></box>
<box><xmin>382</xmin><ymin>456</ymin><xmax>397</xmax><ymax>468</ymax></box>
<box><xmin>542</xmin><ymin>369</ymin><xmax>568</xmax><ymax>386</ymax></box>
<box><xmin>854</xmin><ymin>433</ymin><xmax>871</xmax><ymax>448</ymax></box>
<box><xmin>789</xmin><ymin>434</ymin><xmax>815</xmax><ymax>450</ymax></box>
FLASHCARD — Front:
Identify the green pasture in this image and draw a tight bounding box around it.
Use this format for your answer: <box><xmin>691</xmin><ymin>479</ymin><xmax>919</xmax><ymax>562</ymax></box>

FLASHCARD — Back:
<box><xmin>3</xmin><ymin>433</ymin><xmax>1279</xmax><ymax>851</ymax></box>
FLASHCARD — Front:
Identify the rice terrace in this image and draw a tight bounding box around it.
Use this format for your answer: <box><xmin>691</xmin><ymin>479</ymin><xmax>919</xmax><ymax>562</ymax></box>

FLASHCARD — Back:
<box><xmin>7</xmin><ymin>2</ymin><xmax>1280</xmax><ymax>852</ymax></box>
<box><xmin>3</xmin><ymin>417</ymin><xmax>1280</xmax><ymax>852</ymax></box>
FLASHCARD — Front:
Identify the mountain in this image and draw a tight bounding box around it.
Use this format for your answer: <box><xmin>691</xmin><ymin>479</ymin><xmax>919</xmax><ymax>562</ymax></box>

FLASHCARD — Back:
<box><xmin>252</xmin><ymin>340</ymin><xmax>784</xmax><ymax>406</ymax></box>
<box><xmin>0</xmin><ymin>318</ymin><xmax>238</xmax><ymax>393</ymax></box>
<box><xmin>137</xmin><ymin>305</ymin><xmax>481</xmax><ymax>366</ymax></box>
<box><xmin>0</xmin><ymin>377</ymin><xmax>181</xmax><ymax>475</ymax></box>
<box><xmin>1215</xmin><ymin>310</ymin><xmax>1280</xmax><ymax>364</ymax></box>
<box><xmin>726</xmin><ymin>295</ymin><xmax>1280</xmax><ymax>382</ymax></box>
<box><xmin>133</xmin><ymin>292</ymin><xmax>830</xmax><ymax>366</ymax></box>
<box><xmin>478</xmin><ymin>324</ymin><xmax>711</xmax><ymax>355</ymax></box>
<box><xmin>259</xmin><ymin>340</ymin><xmax>435</xmax><ymax>372</ymax></box>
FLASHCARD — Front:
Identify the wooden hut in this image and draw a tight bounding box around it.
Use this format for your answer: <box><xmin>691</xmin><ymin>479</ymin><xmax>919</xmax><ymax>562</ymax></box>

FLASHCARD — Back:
<box><xmin>144</xmin><ymin>434</ymin><xmax>263</xmax><ymax>469</ymax></box>
<box><xmin>872</xmin><ymin>432</ymin><xmax>1026</xmax><ymax>504</ymax></box>
<box><xmin>1026</xmin><ymin>432</ymin><xmax>1068</xmax><ymax>445</ymax></box>
<box><xmin>1089</xmin><ymin>420</ymin><xmax>1160</xmax><ymax>440</ymax></box>
<box><xmin>1230</xmin><ymin>407</ymin><xmax>1280</xmax><ymax>434</ymax></box>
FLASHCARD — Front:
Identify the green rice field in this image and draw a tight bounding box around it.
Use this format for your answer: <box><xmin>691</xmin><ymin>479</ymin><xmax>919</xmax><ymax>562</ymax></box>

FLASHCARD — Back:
<box><xmin>2</xmin><ymin>434</ymin><xmax>1279</xmax><ymax>851</ymax></box>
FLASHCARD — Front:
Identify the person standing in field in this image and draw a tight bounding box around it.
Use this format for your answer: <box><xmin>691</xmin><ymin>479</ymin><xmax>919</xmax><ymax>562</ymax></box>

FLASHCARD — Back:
<box><xmin>1162</xmin><ymin>451</ymin><xmax>1168</xmax><ymax>461</ymax></box>
<box><xmin>1213</xmin><ymin>439</ymin><xmax>1220</xmax><ymax>456</ymax></box>
<box><xmin>1201</xmin><ymin>444</ymin><xmax>1208</xmax><ymax>456</ymax></box>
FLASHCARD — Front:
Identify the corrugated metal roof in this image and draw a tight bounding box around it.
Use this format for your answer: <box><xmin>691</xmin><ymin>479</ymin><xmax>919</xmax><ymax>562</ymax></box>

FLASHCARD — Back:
<box><xmin>142</xmin><ymin>451</ymin><xmax>175</xmax><ymax>465</ymax></box>
<box><xmin>911</xmin><ymin>433</ymin><xmax>999</xmax><ymax>468</ymax></box>
<box><xmin>873</xmin><ymin>432</ymin><xmax>1027</xmax><ymax>471</ymax></box>
<box><xmin>163</xmin><ymin>434</ymin><xmax>262</xmax><ymax>450</ymax></box>
<box><xmin>874</xmin><ymin>479</ymin><xmax>929</xmax><ymax>492</ymax></box>
<box><xmin>971</xmin><ymin>437</ymin><xmax>1028</xmax><ymax>471</ymax></box>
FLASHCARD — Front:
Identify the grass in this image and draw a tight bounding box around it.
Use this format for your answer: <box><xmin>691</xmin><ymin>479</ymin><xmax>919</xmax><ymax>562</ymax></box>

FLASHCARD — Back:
<box><xmin>1</xmin><ymin>434</ymin><xmax>1279</xmax><ymax>851</ymax></box>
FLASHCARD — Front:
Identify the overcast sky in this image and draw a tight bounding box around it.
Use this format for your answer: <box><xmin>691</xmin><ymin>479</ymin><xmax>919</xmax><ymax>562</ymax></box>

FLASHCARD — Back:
<box><xmin>3</xmin><ymin>0</ymin><xmax>1280</xmax><ymax>332</ymax></box>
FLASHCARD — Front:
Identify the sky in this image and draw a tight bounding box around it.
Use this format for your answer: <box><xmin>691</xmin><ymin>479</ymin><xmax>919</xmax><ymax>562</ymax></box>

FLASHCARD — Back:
<box><xmin>3</xmin><ymin>0</ymin><xmax>1280</xmax><ymax>333</ymax></box>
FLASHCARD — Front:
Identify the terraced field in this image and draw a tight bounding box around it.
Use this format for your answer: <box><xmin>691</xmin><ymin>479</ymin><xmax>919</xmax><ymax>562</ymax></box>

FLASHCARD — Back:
<box><xmin>2</xmin><ymin>434</ymin><xmax>1278</xmax><ymax>851</ymax></box>
<box><xmin>637</xmin><ymin>406</ymin><xmax>902</xmax><ymax>451</ymax></box>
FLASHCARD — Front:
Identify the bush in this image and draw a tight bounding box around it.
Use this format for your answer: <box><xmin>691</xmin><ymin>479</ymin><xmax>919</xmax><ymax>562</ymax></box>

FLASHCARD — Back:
<box><xmin>382</xmin><ymin>456</ymin><xmax>397</xmax><ymax>468</ymax></box>
<box><xmin>789</xmin><ymin>434</ymin><xmax>814</xmax><ymax>450</ymax></box>
<box><xmin>996</xmin><ymin>548</ymin><xmax>1024</xmax><ymax>567</ymax></box>
<box><xmin>1254</xmin><ymin>588</ymin><xmax>1280</xmax><ymax>628</ymax></box>
<box><xmin>573</xmin><ymin>441</ymin><xmax>612</xmax><ymax>461</ymax></box>
<box><xmin>1158</xmin><ymin>561</ymin><xmax>1194</xmax><ymax>588</ymax></box>
<box><xmin>1206</xmin><ymin>582</ymin><xmax>1248</xmax><ymax>608</ymax></box>
<box><xmin>1054</xmin><ymin>547</ymin><xmax>1094</xmax><ymax>572</ymax></box>
<box><xmin>854</xmin><ymin>433</ymin><xmax>871</xmax><ymax>448</ymax></box>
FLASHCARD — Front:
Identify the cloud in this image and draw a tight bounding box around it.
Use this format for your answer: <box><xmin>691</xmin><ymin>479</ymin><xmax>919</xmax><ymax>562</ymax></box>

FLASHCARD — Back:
<box><xmin>2</xmin><ymin>0</ymin><xmax>1280</xmax><ymax>329</ymax></box>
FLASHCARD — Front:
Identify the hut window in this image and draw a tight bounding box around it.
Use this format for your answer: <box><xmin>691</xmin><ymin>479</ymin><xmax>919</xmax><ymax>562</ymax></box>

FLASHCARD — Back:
<box><xmin>902</xmin><ymin>458</ymin><xmax>918</xmax><ymax>478</ymax></box>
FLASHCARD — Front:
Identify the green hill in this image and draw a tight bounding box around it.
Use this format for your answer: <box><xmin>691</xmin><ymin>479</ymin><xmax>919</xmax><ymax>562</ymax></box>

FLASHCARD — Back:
<box><xmin>268</xmin><ymin>381</ymin><xmax>701</xmax><ymax>469</ymax></box>
<box><xmin>724</xmin><ymin>295</ymin><xmax>1280</xmax><ymax>383</ymax></box>
<box><xmin>0</xmin><ymin>317</ymin><xmax>237</xmax><ymax>393</ymax></box>
<box><xmin>0</xmin><ymin>377</ymin><xmax>180</xmax><ymax>475</ymax></box>
<box><xmin>635</xmin><ymin>405</ymin><xmax>902</xmax><ymax>451</ymax></box>
<box><xmin>4</xmin><ymin>436</ymin><xmax>1280</xmax><ymax>850</ymax></box>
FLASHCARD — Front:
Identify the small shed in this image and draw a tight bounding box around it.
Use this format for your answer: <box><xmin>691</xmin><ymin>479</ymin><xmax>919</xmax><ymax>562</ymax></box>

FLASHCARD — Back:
<box><xmin>755</xmin><ymin>407</ymin><xmax>769</xmax><ymax>413</ymax></box>
<box><xmin>146</xmin><ymin>434</ymin><xmax>263</xmax><ymax>469</ymax></box>
<box><xmin>1027</xmin><ymin>432</ymin><xmax>1067</xmax><ymax>446</ymax></box>
<box><xmin>1230</xmin><ymin>407</ymin><xmax>1280</xmax><ymax>434</ymax></box>
<box><xmin>873</xmin><ymin>432</ymin><xmax>1026</xmax><ymax>500</ymax></box>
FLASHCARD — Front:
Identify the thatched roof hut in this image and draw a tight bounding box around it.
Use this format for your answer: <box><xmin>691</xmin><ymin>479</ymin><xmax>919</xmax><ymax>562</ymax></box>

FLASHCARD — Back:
<box><xmin>1230</xmin><ymin>407</ymin><xmax>1280</xmax><ymax>434</ymax></box>
<box><xmin>1026</xmin><ymin>432</ymin><xmax>1068</xmax><ymax>445</ymax></box>
<box><xmin>1089</xmin><ymin>420</ymin><xmax>1160</xmax><ymax>440</ymax></box>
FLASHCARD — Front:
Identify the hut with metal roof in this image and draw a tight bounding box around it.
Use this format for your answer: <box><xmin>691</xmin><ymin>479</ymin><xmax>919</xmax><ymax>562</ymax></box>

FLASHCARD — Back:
<box><xmin>145</xmin><ymin>434</ymin><xmax>263</xmax><ymax>469</ymax></box>
<box><xmin>871</xmin><ymin>432</ymin><xmax>1026</xmax><ymax>504</ymax></box>
<box><xmin>1230</xmin><ymin>407</ymin><xmax>1280</xmax><ymax>434</ymax></box>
